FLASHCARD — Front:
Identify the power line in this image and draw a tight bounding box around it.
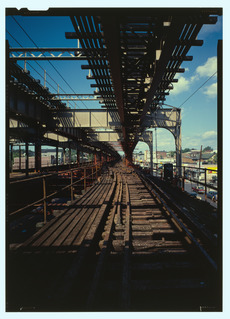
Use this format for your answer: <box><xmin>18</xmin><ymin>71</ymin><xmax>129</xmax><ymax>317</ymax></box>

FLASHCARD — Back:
<box><xmin>7</xmin><ymin>18</ymin><xmax>106</xmax><ymax>127</ymax></box>
<box><xmin>7</xmin><ymin>27</ymin><xmax>77</xmax><ymax>109</ymax></box>
<box><xmin>10</xmin><ymin>16</ymin><xmax>98</xmax><ymax>112</ymax></box>
<box><xmin>6</xmin><ymin>30</ymin><xmax>58</xmax><ymax>92</ymax></box>
<box><xmin>179</xmin><ymin>71</ymin><xmax>217</xmax><ymax>108</ymax></box>
<box><xmin>10</xmin><ymin>17</ymin><xmax>79</xmax><ymax>106</ymax></box>
<box><xmin>10</xmin><ymin>18</ymin><xmax>71</xmax><ymax>93</ymax></box>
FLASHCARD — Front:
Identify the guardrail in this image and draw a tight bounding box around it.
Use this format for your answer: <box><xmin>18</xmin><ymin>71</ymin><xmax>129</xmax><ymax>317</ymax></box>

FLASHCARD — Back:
<box><xmin>143</xmin><ymin>163</ymin><xmax>218</xmax><ymax>201</ymax></box>
<box><xmin>11</xmin><ymin>160</ymin><xmax>96</xmax><ymax>175</ymax></box>
<box><xmin>9</xmin><ymin>163</ymin><xmax>103</xmax><ymax>222</ymax></box>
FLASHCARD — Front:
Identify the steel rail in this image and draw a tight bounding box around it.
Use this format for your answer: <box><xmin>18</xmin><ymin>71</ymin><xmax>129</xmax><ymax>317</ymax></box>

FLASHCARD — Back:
<box><xmin>49</xmin><ymin>173</ymin><xmax>117</xmax><ymax>304</ymax></box>
<box><xmin>8</xmin><ymin>163</ymin><xmax>220</xmax><ymax>311</ymax></box>
<box><xmin>122</xmin><ymin>178</ymin><xmax>131</xmax><ymax>310</ymax></box>
<box><xmin>139</xmin><ymin>173</ymin><xmax>217</xmax><ymax>271</ymax></box>
<box><xmin>86</xmin><ymin>173</ymin><xmax>122</xmax><ymax>309</ymax></box>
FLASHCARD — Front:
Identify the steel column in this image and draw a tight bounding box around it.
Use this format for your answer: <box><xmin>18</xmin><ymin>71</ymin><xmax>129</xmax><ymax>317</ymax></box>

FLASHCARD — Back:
<box><xmin>19</xmin><ymin>145</ymin><xmax>21</xmax><ymax>170</ymax></box>
<box><xmin>149</xmin><ymin>140</ymin><xmax>153</xmax><ymax>176</ymax></box>
<box><xmin>63</xmin><ymin>148</ymin><xmax>66</xmax><ymax>164</ymax></box>
<box><xmin>69</xmin><ymin>148</ymin><xmax>71</xmax><ymax>164</ymax></box>
<box><xmin>10</xmin><ymin>144</ymin><xmax>13</xmax><ymax>173</ymax></box>
<box><xmin>175</xmin><ymin>119</ymin><xmax>182</xmax><ymax>177</ymax></box>
<box><xmin>101</xmin><ymin>16</ymin><xmax>127</xmax><ymax>144</ymax></box>
<box><xmin>35</xmin><ymin>141</ymin><xmax>41</xmax><ymax>172</ymax></box>
<box><xmin>56</xmin><ymin>146</ymin><xmax>59</xmax><ymax>169</ymax></box>
<box><xmin>25</xmin><ymin>142</ymin><xmax>29</xmax><ymax>176</ymax></box>
<box><xmin>77</xmin><ymin>149</ymin><xmax>80</xmax><ymax>165</ymax></box>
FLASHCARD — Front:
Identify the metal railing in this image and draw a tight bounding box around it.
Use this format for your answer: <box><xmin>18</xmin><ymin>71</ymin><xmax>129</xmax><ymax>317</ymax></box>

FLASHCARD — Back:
<box><xmin>9</xmin><ymin>162</ymin><xmax>103</xmax><ymax>223</ymax></box>
<box><xmin>144</xmin><ymin>163</ymin><xmax>218</xmax><ymax>201</ymax></box>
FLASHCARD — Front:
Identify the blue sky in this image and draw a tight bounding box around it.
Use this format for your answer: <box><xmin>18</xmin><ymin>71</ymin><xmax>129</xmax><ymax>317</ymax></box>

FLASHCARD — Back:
<box><xmin>1</xmin><ymin>3</ymin><xmax>230</xmax><ymax>319</ymax></box>
<box><xmin>5</xmin><ymin>9</ymin><xmax>222</xmax><ymax>154</ymax></box>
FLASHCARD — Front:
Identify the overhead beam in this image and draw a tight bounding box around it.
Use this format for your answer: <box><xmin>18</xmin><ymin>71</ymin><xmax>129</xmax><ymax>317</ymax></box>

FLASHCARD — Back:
<box><xmin>88</xmin><ymin>131</ymin><xmax>121</xmax><ymax>142</ymax></box>
<box><xmin>51</xmin><ymin>109</ymin><xmax>122</xmax><ymax>129</ymax></box>
<box><xmin>140</xmin><ymin>19</ymin><xmax>185</xmax><ymax>122</ymax></box>
<box><xmin>100</xmin><ymin>15</ymin><xmax>127</xmax><ymax>141</ymax></box>
<box><xmin>9</xmin><ymin>47</ymin><xmax>107</xmax><ymax>61</ymax></box>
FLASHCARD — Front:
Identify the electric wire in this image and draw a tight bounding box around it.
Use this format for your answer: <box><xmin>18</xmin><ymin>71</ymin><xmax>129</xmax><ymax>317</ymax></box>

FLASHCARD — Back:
<box><xmin>6</xmin><ymin>30</ymin><xmax>72</xmax><ymax>100</ymax></box>
<box><xmin>179</xmin><ymin>71</ymin><xmax>217</xmax><ymax>108</ymax></box>
<box><xmin>9</xmin><ymin>17</ymin><xmax>79</xmax><ymax>109</ymax></box>
<box><xmin>10</xmin><ymin>17</ymin><xmax>104</xmax><ymax>116</ymax></box>
<box><xmin>7</xmin><ymin>19</ymin><xmax>109</xmax><ymax>136</ymax></box>
<box><xmin>10</xmin><ymin>16</ymin><xmax>91</xmax><ymax>110</ymax></box>
<box><xmin>6</xmin><ymin>30</ymin><xmax>59</xmax><ymax>94</ymax></box>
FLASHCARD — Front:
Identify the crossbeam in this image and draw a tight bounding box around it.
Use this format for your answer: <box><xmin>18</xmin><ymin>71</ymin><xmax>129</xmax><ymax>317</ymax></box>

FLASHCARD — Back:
<box><xmin>88</xmin><ymin>131</ymin><xmax>122</xmax><ymax>142</ymax></box>
<box><xmin>51</xmin><ymin>109</ymin><xmax>122</xmax><ymax>129</ymax></box>
<box><xmin>9</xmin><ymin>47</ymin><xmax>107</xmax><ymax>61</ymax></box>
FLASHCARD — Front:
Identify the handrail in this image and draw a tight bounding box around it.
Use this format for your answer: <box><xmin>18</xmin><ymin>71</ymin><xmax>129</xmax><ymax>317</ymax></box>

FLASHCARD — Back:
<box><xmin>140</xmin><ymin>162</ymin><xmax>218</xmax><ymax>201</ymax></box>
<box><xmin>9</xmin><ymin>164</ymin><xmax>102</xmax><ymax>219</ymax></box>
<box><xmin>10</xmin><ymin>162</ymin><xmax>102</xmax><ymax>185</ymax></box>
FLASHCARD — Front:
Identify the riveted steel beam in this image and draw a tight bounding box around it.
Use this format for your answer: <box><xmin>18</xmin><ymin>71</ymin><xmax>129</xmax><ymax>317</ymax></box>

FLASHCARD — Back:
<box><xmin>100</xmin><ymin>15</ymin><xmax>129</xmax><ymax>151</ymax></box>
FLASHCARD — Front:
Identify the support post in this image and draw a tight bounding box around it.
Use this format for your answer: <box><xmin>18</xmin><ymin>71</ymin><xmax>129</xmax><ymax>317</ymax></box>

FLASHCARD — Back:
<box><xmin>25</xmin><ymin>142</ymin><xmax>29</xmax><ymax>177</ymax></box>
<box><xmin>43</xmin><ymin>177</ymin><xmax>47</xmax><ymax>224</ymax></box>
<box><xmin>77</xmin><ymin>149</ymin><xmax>80</xmax><ymax>166</ymax></box>
<box><xmin>155</xmin><ymin>128</ymin><xmax>158</xmax><ymax>165</ymax></box>
<box><xmin>149</xmin><ymin>143</ymin><xmax>153</xmax><ymax>175</ymax></box>
<box><xmin>175</xmin><ymin>114</ymin><xmax>182</xmax><ymax>178</ymax></box>
<box><xmin>71</xmin><ymin>170</ymin><xmax>74</xmax><ymax>201</ymax></box>
<box><xmin>19</xmin><ymin>144</ymin><xmax>21</xmax><ymax>170</ymax></box>
<box><xmin>56</xmin><ymin>146</ymin><xmax>59</xmax><ymax>170</ymax></box>
<box><xmin>10</xmin><ymin>144</ymin><xmax>13</xmax><ymax>172</ymax></box>
<box><xmin>182</xmin><ymin>166</ymin><xmax>185</xmax><ymax>191</ymax></box>
<box><xmin>125</xmin><ymin>151</ymin><xmax>133</xmax><ymax>167</ymax></box>
<box><xmin>63</xmin><ymin>148</ymin><xmax>66</xmax><ymax>165</ymax></box>
<box><xmin>35</xmin><ymin>141</ymin><xmax>41</xmax><ymax>172</ymax></box>
<box><xmin>205</xmin><ymin>168</ymin><xmax>207</xmax><ymax>201</ymax></box>
<box><xmin>84</xmin><ymin>168</ymin><xmax>86</xmax><ymax>191</ymax></box>
<box><xmin>69</xmin><ymin>148</ymin><xmax>71</xmax><ymax>164</ymax></box>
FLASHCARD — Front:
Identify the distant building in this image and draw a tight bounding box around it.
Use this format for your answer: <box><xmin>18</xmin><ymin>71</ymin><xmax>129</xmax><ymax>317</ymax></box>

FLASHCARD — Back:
<box><xmin>182</xmin><ymin>155</ymin><xmax>195</xmax><ymax>165</ymax></box>
<box><xmin>156</xmin><ymin>151</ymin><xmax>167</xmax><ymax>159</ymax></box>
<box><xmin>182</xmin><ymin>150</ymin><xmax>217</xmax><ymax>165</ymax></box>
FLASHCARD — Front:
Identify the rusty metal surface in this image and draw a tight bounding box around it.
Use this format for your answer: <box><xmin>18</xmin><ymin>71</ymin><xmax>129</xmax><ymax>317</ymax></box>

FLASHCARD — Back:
<box><xmin>7</xmin><ymin>163</ymin><xmax>220</xmax><ymax>311</ymax></box>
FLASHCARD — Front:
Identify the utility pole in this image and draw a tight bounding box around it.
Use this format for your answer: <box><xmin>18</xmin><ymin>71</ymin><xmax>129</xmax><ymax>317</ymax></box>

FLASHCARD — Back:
<box><xmin>155</xmin><ymin>128</ymin><xmax>158</xmax><ymax>164</ymax></box>
<box><xmin>199</xmin><ymin>145</ymin><xmax>202</xmax><ymax>169</ymax></box>
<box><xmin>198</xmin><ymin>145</ymin><xmax>202</xmax><ymax>184</ymax></box>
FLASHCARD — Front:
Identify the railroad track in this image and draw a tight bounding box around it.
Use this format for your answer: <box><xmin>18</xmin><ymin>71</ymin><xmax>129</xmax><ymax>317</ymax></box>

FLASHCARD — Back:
<box><xmin>7</xmin><ymin>164</ymin><xmax>220</xmax><ymax>311</ymax></box>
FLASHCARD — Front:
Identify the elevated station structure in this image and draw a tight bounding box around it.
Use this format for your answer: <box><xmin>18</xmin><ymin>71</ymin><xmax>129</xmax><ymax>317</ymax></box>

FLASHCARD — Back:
<box><xmin>6</xmin><ymin>8</ymin><xmax>222</xmax><ymax>174</ymax></box>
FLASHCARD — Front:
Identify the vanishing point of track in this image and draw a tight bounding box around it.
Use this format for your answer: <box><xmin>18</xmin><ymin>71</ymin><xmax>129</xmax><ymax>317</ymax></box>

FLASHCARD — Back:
<box><xmin>8</xmin><ymin>163</ymin><xmax>219</xmax><ymax>311</ymax></box>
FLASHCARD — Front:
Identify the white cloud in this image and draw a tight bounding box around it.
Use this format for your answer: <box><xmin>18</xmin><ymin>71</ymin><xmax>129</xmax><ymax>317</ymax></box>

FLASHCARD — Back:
<box><xmin>170</xmin><ymin>76</ymin><xmax>190</xmax><ymax>96</ymax></box>
<box><xmin>196</xmin><ymin>57</ymin><xmax>217</xmax><ymax>78</ymax></box>
<box><xmin>203</xmin><ymin>82</ymin><xmax>217</xmax><ymax>98</ymax></box>
<box><xmin>169</xmin><ymin>56</ymin><xmax>217</xmax><ymax>98</ymax></box>
<box><xmin>202</xmin><ymin>130</ymin><xmax>217</xmax><ymax>140</ymax></box>
<box><xmin>182</xmin><ymin>131</ymin><xmax>217</xmax><ymax>150</ymax></box>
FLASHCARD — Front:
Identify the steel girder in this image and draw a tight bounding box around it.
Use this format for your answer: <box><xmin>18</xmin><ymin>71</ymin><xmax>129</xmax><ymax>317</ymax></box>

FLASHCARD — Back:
<box><xmin>66</xmin><ymin>9</ymin><xmax>220</xmax><ymax>160</ymax></box>
<box><xmin>6</xmin><ymin>8</ymin><xmax>222</xmax><ymax>163</ymax></box>
<box><xmin>7</xmin><ymin>64</ymin><xmax>120</xmax><ymax>158</ymax></box>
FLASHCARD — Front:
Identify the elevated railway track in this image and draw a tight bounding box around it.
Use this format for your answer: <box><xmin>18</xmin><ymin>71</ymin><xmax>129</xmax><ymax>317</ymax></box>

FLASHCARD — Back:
<box><xmin>7</xmin><ymin>162</ymin><xmax>220</xmax><ymax>311</ymax></box>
